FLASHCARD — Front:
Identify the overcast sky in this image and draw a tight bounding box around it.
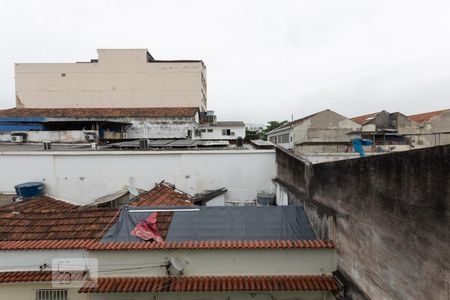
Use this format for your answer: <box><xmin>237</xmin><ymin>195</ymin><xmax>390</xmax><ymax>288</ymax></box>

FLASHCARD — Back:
<box><xmin>1</xmin><ymin>0</ymin><xmax>450</xmax><ymax>123</ymax></box>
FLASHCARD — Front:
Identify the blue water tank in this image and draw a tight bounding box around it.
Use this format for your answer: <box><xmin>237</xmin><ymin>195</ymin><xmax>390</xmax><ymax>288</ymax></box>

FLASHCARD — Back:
<box><xmin>14</xmin><ymin>182</ymin><xmax>44</xmax><ymax>198</ymax></box>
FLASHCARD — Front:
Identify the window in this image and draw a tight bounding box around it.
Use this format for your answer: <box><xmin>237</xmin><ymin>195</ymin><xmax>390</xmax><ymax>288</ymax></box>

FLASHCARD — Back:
<box><xmin>278</xmin><ymin>133</ymin><xmax>289</xmax><ymax>143</ymax></box>
<box><xmin>222</xmin><ymin>129</ymin><xmax>231</xmax><ymax>136</ymax></box>
<box><xmin>36</xmin><ymin>289</ymin><xmax>68</xmax><ymax>300</ymax></box>
<box><xmin>200</xmin><ymin>129</ymin><xmax>207</xmax><ymax>133</ymax></box>
<box><xmin>207</xmin><ymin>129</ymin><xmax>213</xmax><ymax>132</ymax></box>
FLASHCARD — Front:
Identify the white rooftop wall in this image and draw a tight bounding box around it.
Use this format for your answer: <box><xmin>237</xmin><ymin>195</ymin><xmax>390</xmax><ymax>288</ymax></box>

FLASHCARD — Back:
<box><xmin>0</xmin><ymin>150</ymin><xmax>275</xmax><ymax>204</ymax></box>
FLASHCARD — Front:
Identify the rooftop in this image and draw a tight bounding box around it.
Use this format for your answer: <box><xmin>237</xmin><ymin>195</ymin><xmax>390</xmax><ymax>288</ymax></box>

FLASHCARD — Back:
<box><xmin>201</xmin><ymin>121</ymin><xmax>246</xmax><ymax>127</ymax></box>
<box><xmin>0</xmin><ymin>194</ymin><xmax>333</xmax><ymax>251</ymax></box>
<box><xmin>0</xmin><ymin>140</ymin><xmax>271</xmax><ymax>152</ymax></box>
<box><xmin>79</xmin><ymin>275</ymin><xmax>339</xmax><ymax>293</ymax></box>
<box><xmin>351</xmin><ymin>112</ymin><xmax>379</xmax><ymax>125</ymax></box>
<box><xmin>0</xmin><ymin>180</ymin><xmax>333</xmax><ymax>251</ymax></box>
<box><xmin>0</xmin><ymin>195</ymin><xmax>78</xmax><ymax>212</ymax></box>
<box><xmin>408</xmin><ymin>109</ymin><xmax>450</xmax><ymax>123</ymax></box>
<box><xmin>0</xmin><ymin>271</ymin><xmax>338</xmax><ymax>293</ymax></box>
<box><xmin>268</xmin><ymin>110</ymin><xmax>333</xmax><ymax>134</ymax></box>
<box><xmin>129</xmin><ymin>182</ymin><xmax>194</xmax><ymax>207</ymax></box>
<box><xmin>0</xmin><ymin>107</ymin><xmax>199</xmax><ymax>118</ymax></box>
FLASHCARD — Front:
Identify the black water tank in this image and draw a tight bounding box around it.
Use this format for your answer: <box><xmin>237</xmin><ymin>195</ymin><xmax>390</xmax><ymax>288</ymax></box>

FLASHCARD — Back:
<box><xmin>236</xmin><ymin>137</ymin><xmax>244</xmax><ymax>147</ymax></box>
<box><xmin>139</xmin><ymin>139</ymin><xmax>148</xmax><ymax>150</ymax></box>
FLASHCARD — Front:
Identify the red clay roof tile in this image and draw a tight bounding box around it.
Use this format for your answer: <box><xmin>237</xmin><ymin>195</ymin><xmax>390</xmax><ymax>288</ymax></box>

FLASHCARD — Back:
<box><xmin>0</xmin><ymin>195</ymin><xmax>79</xmax><ymax>213</ymax></box>
<box><xmin>0</xmin><ymin>107</ymin><xmax>199</xmax><ymax>118</ymax></box>
<box><xmin>130</xmin><ymin>182</ymin><xmax>194</xmax><ymax>207</ymax></box>
<box><xmin>0</xmin><ymin>239</ymin><xmax>335</xmax><ymax>251</ymax></box>
<box><xmin>0</xmin><ymin>208</ymin><xmax>119</xmax><ymax>241</ymax></box>
<box><xmin>351</xmin><ymin>112</ymin><xmax>379</xmax><ymax>125</ymax></box>
<box><xmin>408</xmin><ymin>109</ymin><xmax>450</xmax><ymax>123</ymax></box>
<box><xmin>0</xmin><ymin>271</ymin><xmax>86</xmax><ymax>283</ymax></box>
<box><xmin>78</xmin><ymin>275</ymin><xmax>339</xmax><ymax>293</ymax></box>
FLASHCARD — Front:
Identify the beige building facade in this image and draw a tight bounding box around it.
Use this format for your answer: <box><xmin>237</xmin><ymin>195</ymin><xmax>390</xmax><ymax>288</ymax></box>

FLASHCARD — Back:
<box><xmin>15</xmin><ymin>49</ymin><xmax>207</xmax><ymax>111</ymax></box>
<box><xmin>268</xmin><ymin>109</ymin><xmax>361</xmax><ymax>154</ymax></box>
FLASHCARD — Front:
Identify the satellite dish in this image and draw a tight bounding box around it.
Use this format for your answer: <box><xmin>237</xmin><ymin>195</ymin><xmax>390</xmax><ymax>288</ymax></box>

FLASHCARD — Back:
<box><xmin>167</xmin><ymin>257</ymin><xmax>184</xmax><ymax>275</ymax></box>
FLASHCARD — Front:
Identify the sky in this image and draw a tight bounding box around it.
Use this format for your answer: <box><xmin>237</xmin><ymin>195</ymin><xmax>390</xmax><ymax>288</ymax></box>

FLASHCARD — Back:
<box><xmin>1</xmin><ymin>0</ymin><xmax>450</xmax><ymax>124</ymax></box>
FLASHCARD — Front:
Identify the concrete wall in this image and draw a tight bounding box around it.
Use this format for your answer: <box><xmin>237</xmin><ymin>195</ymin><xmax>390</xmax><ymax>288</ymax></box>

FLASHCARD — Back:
<box><xmin>122</xmin><ymin>117</ymin><xmax>197</xmax><ymax>139</ymax></box>
<box><xmin>0</xmin><ymin>130</ymin><xmax>96</xmax><ymax>143</ymax></box>
<box><xmin>275</xmin><ymin>146</ymin><xmax>450</xmax><ymax>300</ymax></box>
<box><xmin>421</xmin><ymin>111</ymin><xmax>450</xmax><ymax>146</ymax></box>
<box><xmin>15</xmin><ymin>49</ymin><xmax>207</xmax><ymax>111</ymax></box>
<box><xmin>0</xmin><ymin>150</ymin><xmax>276</xmax><ymax>204</ymax></box>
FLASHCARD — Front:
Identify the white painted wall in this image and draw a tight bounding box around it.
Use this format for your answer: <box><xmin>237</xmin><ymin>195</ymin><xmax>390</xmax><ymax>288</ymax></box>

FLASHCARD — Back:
<box><xmin>0</xmin><ymin>248</ymin><xmax>336</xmax><ymax>300</ymax></box>
<box><xmin>94</xmin><ymin>249</ymin><xmax>336</xmax><ymax>277</ymax></box>
<box><xmin>0</xmin><ymin>150</ymin><xmax>275</xmax><ymax>204</ymax></box>
<box><xmin>0</xmin><ymin>284</ymin><xmax>332</xmax><ymax>300</ymax></box>
<box><xmin>0</xmin><ymin>283</ymin><xmax>87</xmax><ymax>300</ymax></box>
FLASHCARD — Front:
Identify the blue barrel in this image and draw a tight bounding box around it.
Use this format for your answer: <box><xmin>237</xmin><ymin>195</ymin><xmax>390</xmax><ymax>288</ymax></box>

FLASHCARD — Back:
<box><xmin>14</xmin><ymin>182</ymin><xmax>44</xmax><ymax>198</ymax></box>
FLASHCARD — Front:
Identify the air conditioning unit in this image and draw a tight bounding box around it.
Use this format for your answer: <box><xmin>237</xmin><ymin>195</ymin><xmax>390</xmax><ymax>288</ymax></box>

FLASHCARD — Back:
<box><xmin>11</xmin><ymin>135</ymin><xmax>24</xmax><ymax>143</ymax></box>
<box><xmin>122</xmin><ymin>132</ymin><xmax>128</xmax><ymax>139</ymax></box>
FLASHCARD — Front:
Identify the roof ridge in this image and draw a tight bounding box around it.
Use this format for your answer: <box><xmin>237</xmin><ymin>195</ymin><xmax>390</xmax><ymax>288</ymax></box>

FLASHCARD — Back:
<box><xmin>0</xmin><ymin>239</ymin><xmax>336</xmax><ymax>250</ymax></box>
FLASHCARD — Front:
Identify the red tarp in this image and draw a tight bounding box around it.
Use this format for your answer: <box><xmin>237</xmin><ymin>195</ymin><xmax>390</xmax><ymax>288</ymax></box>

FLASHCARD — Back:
<box><xmin>130</xmin><ymin>212</ymin><xmax>163</xmax><ymax>242</ymax></box>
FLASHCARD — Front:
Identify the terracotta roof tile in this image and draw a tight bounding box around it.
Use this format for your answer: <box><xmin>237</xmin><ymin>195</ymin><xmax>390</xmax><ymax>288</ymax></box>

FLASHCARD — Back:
<box><xmin>79</xmin><ymin>275</ymin><xmax>339</xmax><ymax>293</ymax></box>
<box><xmin>351</xmin><ymin>112</ymin><xmax>378</xmax><ymax>125</ymax></box>
<box><xmin>0</xmin><ymin>271</ymin><xmax>86</xmax><ymax>283</ymax></box>
<box><xmin>130</xmin><ymin>182</ymin><xmax>194</xmax><ymax>207</ymax></box>
<box><xmin>0</xmin><ymin>107</ymin><xmax>198</xmax><ymax>118</ymax></box>
<box><xmin>0</xmin><ymin>208</ymin><xmax>119</xmax><ymax>241</ymax></box>
<box><xmin>408</xmin><ymin>109</ymin><xmax>450</xmax><ymax>123</ymax></box>
<box><xmin>0</xmin><ymin>195</ymin><xmax>79</xmax><ymax>213</ymax></box>
<box><xmin>0</xmin><ymin>239</ymin><xmax>335</xmax><ymax>250</ymax></box>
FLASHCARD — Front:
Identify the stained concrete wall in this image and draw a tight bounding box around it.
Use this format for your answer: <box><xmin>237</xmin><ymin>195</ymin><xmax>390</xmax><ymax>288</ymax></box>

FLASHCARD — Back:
<box><xmin>421</xmin><ymin>111</ymin><xmax>450</xmax><ymax>146</ymax></box>
<box><xmin>275</xmin><ymin>146</ymin><xmax>450</xmax><ymax>300</ymax></box>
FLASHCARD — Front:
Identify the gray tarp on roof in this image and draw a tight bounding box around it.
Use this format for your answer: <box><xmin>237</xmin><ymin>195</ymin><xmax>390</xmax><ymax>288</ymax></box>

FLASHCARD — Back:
<box><xmin>166</xmin><ymin>206</ymin><xmax>316</xmax><ymax>241</ymax></box>
<box><xmin>100</xmin><ymin>206</ymin><xmax>148</xmax><ymax>243</ymax></box>
<box><xmin>100</xmin><ymin>205</ymin><xmax>316</xmax><ymax>243</ymax></box>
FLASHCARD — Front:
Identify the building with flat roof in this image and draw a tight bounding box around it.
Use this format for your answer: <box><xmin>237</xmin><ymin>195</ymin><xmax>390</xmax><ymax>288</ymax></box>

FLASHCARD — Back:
<box><xmin>15</xmin><ymin>49</ymin><xmax>207</xmax><ymax>111</ymax></box>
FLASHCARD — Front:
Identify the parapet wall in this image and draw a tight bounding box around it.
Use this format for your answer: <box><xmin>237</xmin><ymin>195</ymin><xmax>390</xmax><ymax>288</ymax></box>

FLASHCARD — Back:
<box><xmin>275</xmin><ymin>145</ymin><xmax>450</xmax><ymax>300</ymax></box>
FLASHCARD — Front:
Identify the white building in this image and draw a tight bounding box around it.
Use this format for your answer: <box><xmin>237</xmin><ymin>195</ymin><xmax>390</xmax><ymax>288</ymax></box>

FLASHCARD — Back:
<box><xmin>199</xmin><ymin>121</ymin><xmax>246</xmax><ymax>140</ymax></box>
